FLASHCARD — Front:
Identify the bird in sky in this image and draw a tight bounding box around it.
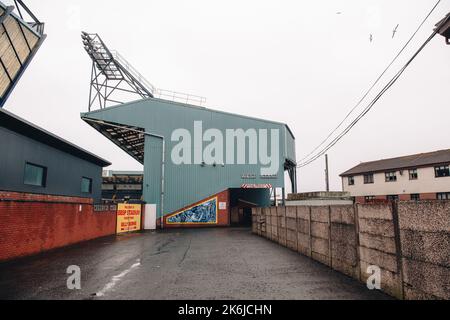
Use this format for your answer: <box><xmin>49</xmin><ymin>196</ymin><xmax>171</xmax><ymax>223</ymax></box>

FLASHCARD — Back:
<box><xmin>392</xmin><ymin>24</ymin><xmax>399</xmax><ymax>38</ymax></box>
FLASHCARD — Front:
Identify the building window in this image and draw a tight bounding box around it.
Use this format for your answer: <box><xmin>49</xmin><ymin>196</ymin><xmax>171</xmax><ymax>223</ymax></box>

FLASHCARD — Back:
<box><xmin>364</xmin><ymin>174</ymin><xmax>374</xmax><ymax>184</ymax></box>
<box><xmin>437</xmin><ymin>192</ymin><xmax>450</xmax><ymax>200</ymax></box>
<box><xmin>24</xmin><ymin>162</ymin><xmax>47</xmax><ymax>187</ymax></box>
<box><xmin>81</xmin><ymin>177</ymin><xmax>92</xmax><ymax>194</ymax></box>
<box><xmin>365</xmin><ymin>196</ymin><xmax>375</xmax><ymax>202</ymax></box>
<box><xmin>385</xmin><ymin>171</ymin><xmax>397</xmax><ymax>182</ymax></box>
<box><xmin>387</xmin><ymin>195</ymin><xmax>399</xmax><ymax>201</ymax></box>
<box><xmin>409</xmin><ymin>169</ymin><xmax>418</xmax><ymax>180</ymax></box>
<box><xmin>435</xmin><ymin>165</ymin><xmax>450</xmax><ymax>178</ymax></box>
<box><xmin>348</xmin><ymin>176</ymin><xmax>355</xmax><ymax>186</ymax></box>
<box><xmin>410</xmin><ymin>194</ymin><xmax>420</xmax><ymax>201</ymax></box>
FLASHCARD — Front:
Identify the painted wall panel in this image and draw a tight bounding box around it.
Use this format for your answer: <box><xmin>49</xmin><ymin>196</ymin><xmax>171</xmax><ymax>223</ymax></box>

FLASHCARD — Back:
<box><xmin>167</xmin><ymin>197</ymin><xmax>217</xmax><ymax>224</ymax></box>
<box><xmin>163</xmin><ymin>190</ymin><xmax>230</xmax><ymax>228</ymax></box>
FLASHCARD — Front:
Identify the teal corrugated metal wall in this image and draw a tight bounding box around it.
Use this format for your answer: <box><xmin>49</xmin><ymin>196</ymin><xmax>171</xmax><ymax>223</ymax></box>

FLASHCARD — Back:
<box><xmin>285</xmin><ymin>127</ymin><xmax>296</xmax><ymax>164</ymax></box>
<box><xmin>82</xmin><ymin>98</ymin><xmax>296</xmax><ymax>217</ymax></box>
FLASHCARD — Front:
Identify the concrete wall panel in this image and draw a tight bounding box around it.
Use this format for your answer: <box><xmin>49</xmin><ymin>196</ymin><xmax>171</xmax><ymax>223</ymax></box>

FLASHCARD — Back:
<box><xmin>398</xmin><ymin>201</ymin><xmax>450</xmax><ymax>233</ymax></box>
<box><xmin>359</xmin><ymin>233</ymin><xmax>396</xmax><ymax>255</ymax></box>
<box><xmin>296</xmin><ymin>206</ymin><xmax>310</xmax><ymax>220</ymax></box>
<box><xmin>331</xmin><ymin>223</ymin><xmax>356</xmax><ymax>246</ymax></box>
<box><xmin>330</xmin><ymin>205</ymin><xmax>355</xmax><ymax>225</ymax></box>
<box><xmin>286</xmin><ymin>206</ymin><xmax>297</xmax><ymax>218</ymax></box>
<box><xmin>401</xmin><ymin>230</ymin><xmax>449</xmax><ymax>267</ymax></box>
<box><xmin>358</xmin><ymin>204</ymin><xmax>393</xmax><ymax>220</ymax></box>
<box><xmin>252</xmin><ymin>201</ymin><xmax>450</xmax><ymax>300</ymax></box>
<box><xmin>359</xmin><ymin>218</ymin><xmax>395</xmax><ymax>237</ymax></box>
<box><xmin>310</xmin><ymin>206</ymin><xmax>329</xmax><ymax>223</ymax></box>
<box><xmin>311</xmin><ymin>221</ymin><xmax>329</xmax><ymax>240</ymax></box>
<box><xmin>402</xmin><ymin>257</ymin><xmax>450</xmax><ymax>300</ymax></box>
<box><xmin>359</xmin><ymin>247</ymin><xmax>397</xmax><ymax>273</ymax></box>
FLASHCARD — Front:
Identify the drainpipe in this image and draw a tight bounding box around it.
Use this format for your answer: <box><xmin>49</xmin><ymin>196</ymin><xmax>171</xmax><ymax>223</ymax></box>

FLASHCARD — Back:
<box><xmin>82</xmin><ymin>117</ymin><xmax>165</xmax><ymax>229</ymax></box>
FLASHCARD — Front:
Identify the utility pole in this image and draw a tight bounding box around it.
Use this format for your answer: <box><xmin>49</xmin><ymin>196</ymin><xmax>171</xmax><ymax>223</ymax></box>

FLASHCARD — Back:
<box><xmin>325</xmin><ymin>154</ymin><xmax>330</xmax><ymax>192</ymax></box>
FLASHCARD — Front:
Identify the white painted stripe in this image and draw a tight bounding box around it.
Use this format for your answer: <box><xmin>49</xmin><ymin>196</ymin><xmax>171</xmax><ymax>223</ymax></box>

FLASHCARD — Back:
<box><xmin>96</xmin><ymin>259</ymin><xmax>141</xmax><ymax>297</ymax></box>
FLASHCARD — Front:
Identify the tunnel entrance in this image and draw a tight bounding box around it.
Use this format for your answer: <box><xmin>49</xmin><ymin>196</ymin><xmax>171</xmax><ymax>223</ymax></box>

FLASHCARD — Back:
<box><xmin>229</xmin><ymin>188</ymin><xmax>270</xmax><ymax>227</ymax></box>
<box><xmin>230</xmin><ymin>204</ymin><xmax>254</xmax><ymax>227</ymax></box>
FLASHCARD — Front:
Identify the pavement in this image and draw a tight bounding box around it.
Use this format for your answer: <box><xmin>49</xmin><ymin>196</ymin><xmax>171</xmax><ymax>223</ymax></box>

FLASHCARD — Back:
<box><xmin>0</xmin><ymin>228</ymin><xmax>391</xmax><ymax>300</ymax></box>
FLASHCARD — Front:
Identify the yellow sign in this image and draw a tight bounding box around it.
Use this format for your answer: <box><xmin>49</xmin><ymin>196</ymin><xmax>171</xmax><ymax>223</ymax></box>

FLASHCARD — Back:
<box><xmin>116</xmin><ymin>204</ymin><xmax>141</xmax><ymax>234</ymax></box>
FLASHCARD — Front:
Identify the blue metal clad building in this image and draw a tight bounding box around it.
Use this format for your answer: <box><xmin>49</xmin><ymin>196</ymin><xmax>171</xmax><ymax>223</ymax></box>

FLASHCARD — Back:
<box><xmin>81</xmin><ymin>97</ymin><xmax>297</xmax><ymax>221</ymax></box>
<box><xmin>0</xmin><ymin>108</ymin><xmax>111</xmax><ymax>201</ymax></box>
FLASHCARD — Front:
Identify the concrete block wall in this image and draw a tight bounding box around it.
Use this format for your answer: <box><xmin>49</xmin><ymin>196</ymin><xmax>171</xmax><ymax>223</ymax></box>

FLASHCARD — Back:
<box><xmin>310</xmin><ymin>206</ymin><xmax>331</xmax><ymax>266</ymax></box>
<box><xmin>398</xmin><ymin>201</ymin><xmax>450</xmax><ymax>299</ymax></box>
<box><xmin>296</xmin><ymin>206</ymin><xmax>311</xmax><ymax>257</ymax></box>
<box><xmin>286</xmin><ymin>206</ymin><xmax>297</xmax><ymax>251</ymax></box>
<box><xmin>357</xmin><ymin>203</ymin><xmax>403</xmax><ymax>298</ymax></box>
<box><xmin>252</xmin><ymin>207</ymin><xmax>259</xmax><ymax>234</ymax></box>
<box><xmin>277</xmin><ymin>207</ymin><xmax>287</xmax><ymax>247</ymax></box>
<box><xmin>252</xmin><ymin>201</ymin><xmax>450</xmax><ymax>300</ymax></box>
<box><xmin>330</xmin><ymin>205</ymin><xmax>359</xmax><ymax>279</ymax></box>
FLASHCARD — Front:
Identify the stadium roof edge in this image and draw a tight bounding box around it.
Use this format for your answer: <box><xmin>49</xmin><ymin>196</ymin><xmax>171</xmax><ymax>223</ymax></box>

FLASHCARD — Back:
<box><xmin>0</xmin><ymin>1</ymin><xmax>43</xmax><ymax>37</ymax></box>
<box><xmin>81</xmin><ymin>97</ymin><xmax>296</xmax><ymax>140</ymax></box>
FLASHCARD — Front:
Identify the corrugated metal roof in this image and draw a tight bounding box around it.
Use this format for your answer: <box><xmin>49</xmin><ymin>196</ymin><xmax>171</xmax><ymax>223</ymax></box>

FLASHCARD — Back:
<box><xmin>82</xmin><ymin>96</ymin><xmax>296</xmax><ymax>140</ymax></box>
<box><xmin>340</xmin><ymin>149</ymin><xmax>450</xmax><ymax>176</ymax></box>
<box><xmin>0</xmin><ymin>108</ymin><xmax>111</xmax><ymax>167</ymax></box>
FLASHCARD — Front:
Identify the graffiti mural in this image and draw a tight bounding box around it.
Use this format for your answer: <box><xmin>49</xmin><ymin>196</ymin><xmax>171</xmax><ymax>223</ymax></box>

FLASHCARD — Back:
<box><xmin>167</xmin><ymin>197</ymin><xmax>217</xmax><ymax>224</ymax></box>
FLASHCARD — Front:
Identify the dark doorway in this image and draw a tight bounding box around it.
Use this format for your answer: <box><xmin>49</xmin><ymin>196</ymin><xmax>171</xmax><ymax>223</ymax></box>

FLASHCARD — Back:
<box><xmin>229</xmin><ymin>188</ymin><xmax>271</xmax><ymax>227</ymax></box>
<box><xmin>230</xmin><ymin>206</ymin><xmax>253</xmax><ymax>227</ymax></box>
<box><xmin>242</xmin><ymin>207</ymin><xmax>252</xmax><ymax>226</ymax></box>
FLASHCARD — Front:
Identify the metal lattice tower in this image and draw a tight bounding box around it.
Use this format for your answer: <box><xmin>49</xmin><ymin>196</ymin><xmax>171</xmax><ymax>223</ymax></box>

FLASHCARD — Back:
<box><xmin>81</xmin><ymin>32</ymin><xmax>206</xmax><ymax>111</ymax></box>
<box><xmin>81</xmin><ymin>32</ymin><xmax>156</xmax><ymax>111</ymax></box>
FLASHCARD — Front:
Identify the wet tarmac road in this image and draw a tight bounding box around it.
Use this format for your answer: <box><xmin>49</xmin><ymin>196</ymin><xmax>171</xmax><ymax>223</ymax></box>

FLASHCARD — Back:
<box><xmin>0</xmin><ymin>228</ymin><xmax>391</xmax><ymax>300</ymax></box>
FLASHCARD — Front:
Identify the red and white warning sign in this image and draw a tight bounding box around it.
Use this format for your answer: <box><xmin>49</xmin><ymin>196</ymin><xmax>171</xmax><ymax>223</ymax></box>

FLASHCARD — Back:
<box><xmin>241</xmin><ymin>184</ymin><xmax>272</xmax><ymax>189</ymax></box>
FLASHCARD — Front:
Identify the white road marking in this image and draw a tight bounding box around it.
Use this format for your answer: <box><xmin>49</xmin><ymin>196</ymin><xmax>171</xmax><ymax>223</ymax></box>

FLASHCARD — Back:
<box><xmin>96</xmin><ymin>259</ymin><xmax>141</xmax><ymax>297</ymax></box>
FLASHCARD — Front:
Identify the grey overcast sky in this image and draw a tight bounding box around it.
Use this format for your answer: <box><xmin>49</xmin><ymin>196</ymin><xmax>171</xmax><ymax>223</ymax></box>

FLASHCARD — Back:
<box><xmin>3</xmin><ymin>0</ymin><xmax>450</xmax><ymax>192</ymax></box>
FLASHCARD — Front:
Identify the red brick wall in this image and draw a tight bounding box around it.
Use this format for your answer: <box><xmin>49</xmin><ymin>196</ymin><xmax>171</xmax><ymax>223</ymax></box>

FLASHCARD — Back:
<box><xmin>355</xmin><ymin>196</ymin><xmax>365</xmax><ymax>204</ymax></box>
<box><xmin>420</xmin><ymin>193</ymin><xmax>437</xmax><ymax>200</ymax></box>
<box><xmin>355</xmin><ymin>195</ymin><xmax>387</xmax><ymax>204</ymax></box>
<box><xmin>356</xmin><ymin>193</ymin><xmax>439</xmax><ymax>203</ymax></box>
<box><xmin>162</xmin><ymin>190</ymin><xmax>230</xmax><ymax>228</ymax></box>
<box><xmin>399</xmin><ymin>194</ymin><xmax>410</xmax><ymax>201</ymax></box>
<box><xmin>0</xmin><ymin>191</ymin><xmax>116</xmax><ymax>262</ymax></box>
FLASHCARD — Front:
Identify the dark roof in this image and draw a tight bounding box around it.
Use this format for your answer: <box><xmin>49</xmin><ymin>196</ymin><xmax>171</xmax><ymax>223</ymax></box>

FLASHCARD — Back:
<box><xmin>0</xmin><ymin>108</ymin><xmax>111</xmax><ymax>167</ymax></box>
<box><xmin>340</xmin><ymin>149</ymin><xmax>450</xmax><ymax>177</ymax></box>
<box><xmin>81</xmin><ymin>117</ymin><xmax>145</xmax><ymax>164</ymax></box>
